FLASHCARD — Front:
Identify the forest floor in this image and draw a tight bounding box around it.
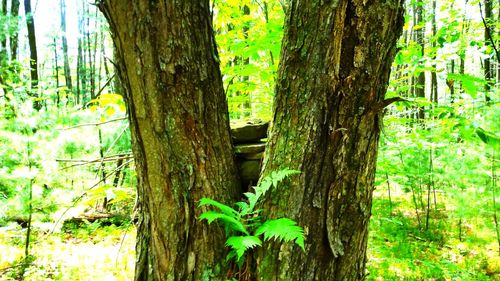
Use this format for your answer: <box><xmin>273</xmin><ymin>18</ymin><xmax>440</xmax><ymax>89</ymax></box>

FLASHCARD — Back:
<box><xmin>1</xmin><ymin>190</ymin><xmax>499</xmax><ymax>280</ymax></box>
<box><xmin>367</xmin><ymin>188</ymin><xmax>500</xmax><ymax>280</ymax></box>
<box><xmin>0</xmin><ymin>224</ymin><xmax>135</xmax><ymax>281</ymax></box>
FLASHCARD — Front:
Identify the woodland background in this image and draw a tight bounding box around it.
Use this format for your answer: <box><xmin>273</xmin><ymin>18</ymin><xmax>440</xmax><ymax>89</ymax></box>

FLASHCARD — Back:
<box><xmin>0</xmin><ymin>0</ymin><xmax>499</xmax><ymax>280</ymax></box>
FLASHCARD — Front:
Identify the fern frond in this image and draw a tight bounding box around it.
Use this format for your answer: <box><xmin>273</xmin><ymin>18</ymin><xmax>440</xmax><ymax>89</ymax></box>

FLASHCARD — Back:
<box><xmin>269</xmin><ymin>168</ymin><xmax>301</xmax><ymax>188</ymax></box>
<box><xmin>225</xmin><ymin>250</ymin><xmax>246</xmax><ymax>269</ymax></box>
<box><xmin>199</xmin><ymin>211</ymin><xmax>249</xmax><ymax>235</ymax></box>
<box><xmin>255</xmin><ymin>218</ymin><xmax>305</xmax><ymax>251</ymax></box>
<box><xmin>225</xmin><ymin>235</ymin><xmax>262</xmax><ymax>260</ymax></box>
<box><xmin>253</xmin><ymin>168</ymin><xmax>300</xmax><ymax>201</ymax></box>
<box><xmin>245</xmin><ymin>191</ymin><xmax>259</xmax><ymax>211</ymax></box>
<box><xmin>199</xmin><ymin>198</ymin><xmax>239</xmax><ymax>218</ymax></box>
<box><xmin>234</xmin><ymin>201</ymin><xmax>251</xmax><ymax>216</ymax></box>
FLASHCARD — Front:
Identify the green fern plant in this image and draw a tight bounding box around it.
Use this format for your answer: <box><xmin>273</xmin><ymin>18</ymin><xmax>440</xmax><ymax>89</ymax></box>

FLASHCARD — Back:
<box><xmin>198</xmin><ymin>168</ymin><xmax>305</xmax><ymax>267</ymax></box>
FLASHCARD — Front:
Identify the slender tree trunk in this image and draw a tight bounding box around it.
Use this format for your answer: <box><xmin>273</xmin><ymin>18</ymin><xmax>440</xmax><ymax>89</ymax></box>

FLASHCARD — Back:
<box><xmin>24</xmin><ymin>0</ymin><xmax>41</xmax><ymax>110</ymax></box>
<box><xmin>98</xmin><ymin>1</ymin><xmax>241</xmax><ymax>280</ymax></box>
<box><xmin>0</xmin><ymin>0</ymin><xmax>18</xmax><ymax>115</ymax></box>
<box><xmin>255</xmin><ymin>0</ymin><xmax>405</xmax><ymax>280</ymax></box>
<box><xmin>484</xmin><ymin>0</ymin><xmax>492</xmax><ymax>102</ymax></box>
<box><xmin>1</xmin><ymin>0</ymin><xmax>8</xmax><ymax>59</ymax></box>
<box><xmin>241</xmin><ymin>4</ymin><xmax>251</xmax><ymax>117</ymax></box>
<box><xmin>87</xmin><ymin>5</ymin><xmax>96</xmax><ymax>100</ymax></box>
<box><xmin>53</xmin><ymin>38</ymin><xmax>60</xmax><ymax>107</ymax></box>
<box><xmin>76</xmin><ymin>1</ymin><xmax>86</xmax><ymax>105</ymax></box>
<box><xmin>76</xmin><ymin>39</ymin><xmax>82</xmax><ymax>105</ymax></box>
<box><xmin>431</xmin><ymin>0</ymin><xmax>438</xmax><ymax>103</ymax></box>
<box><xmin>10</xmin><ymin>0</ymin><xmax>20</xmax><ymax>60</ymax></box>
<box><xmin>495</xmin><ymin>5</ymin><xmax>500</xmax><ymax>91</ymax></box>
<box><xmin>448</xmin><ymin>60</ymin><xmax>455</xmax><ymax>103</ymax></box>
<box><xmin>414</xmin><ymin>0</ymin><xmax>425</xmax><ymax>119</ymax></box>
<box><xmin>60</xmin><ymin>0</ymin><xmax>72</xmax><ymax>93</ymax></box>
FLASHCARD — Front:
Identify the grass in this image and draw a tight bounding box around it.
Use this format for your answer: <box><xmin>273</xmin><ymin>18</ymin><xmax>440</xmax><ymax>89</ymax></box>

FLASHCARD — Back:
<box><xmin>367</xmin><ymin>187</ymin><xmax>500</xmax><ymax>280</ymax></box>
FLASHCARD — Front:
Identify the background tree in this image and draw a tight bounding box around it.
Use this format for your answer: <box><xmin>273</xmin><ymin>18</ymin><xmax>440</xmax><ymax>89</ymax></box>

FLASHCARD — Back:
<box><xmin>59</xmin><ymin>0</ymin><xmax>72</xmax><ymax>95</ymax></box>
<box><xmin>483</xmin><ymin>0</ymin><xmax>493</xmax><ymax>102</ymax></box>
<box><xmin>9</xmin><ymin>0</ymin><xmax>19</xmax><ymax>60</ymax></box>
<box><xmin>98</xmin><ymin>1</ymin><xmax>241</xmax><ymax>280</ymax></box>
<box><xmin>1</xmin><ymin>0</ymin><xmax>7</xmax><ymax>59</ymax></box>
<box><xmin>24</xmin><ymin>0</ymin><xmax>40</xmax><ymax>110</ymax></box>
<box><xmin>414</xmin><ymin>0</ymin><xmax>426</xmax><ymax>119</ymax></box>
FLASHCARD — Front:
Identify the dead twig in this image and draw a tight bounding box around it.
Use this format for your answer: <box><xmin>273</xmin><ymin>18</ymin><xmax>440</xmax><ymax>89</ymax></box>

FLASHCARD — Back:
<box><xmin>60</xmin><ymin>117</ymin><xmax>127</xmax><ymax>130</ymax></box>
<box><xmin>49</xmin><ymin>159</ymin><xmax>134</xmax><ymax>234</ymax></box>
<box><xmin>56</xmin><ymin>153</ymin><xmax>133</xmax><ymax>170</ymax></box>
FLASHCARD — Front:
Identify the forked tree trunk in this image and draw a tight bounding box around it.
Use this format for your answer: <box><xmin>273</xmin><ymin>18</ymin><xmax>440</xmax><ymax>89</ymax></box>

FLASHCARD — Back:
<box><xmin>98</xmin><ymin>1</ymin><xmax>240</xmax><ymax>280</ymax></box>
<box><xmin>256</xmin><ymin>1</ymin><xmax>404</xmax><ymax>280</ymax></box>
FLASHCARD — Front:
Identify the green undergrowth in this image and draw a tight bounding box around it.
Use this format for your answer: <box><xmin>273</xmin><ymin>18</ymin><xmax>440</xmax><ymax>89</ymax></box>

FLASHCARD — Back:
<box><xmin>1</xmin><ymin>188</ymin><xmax>498</xmax><ymax>280</ymax></box>
<box><xmin>0</xmin><ymin>224</ymin><xmax>135</xmax><ymax>281</ymax></box>
<box><xmin>367</xmin><ymin>189</ymin><xmax>500</xmax><ymax>280</ymax></box>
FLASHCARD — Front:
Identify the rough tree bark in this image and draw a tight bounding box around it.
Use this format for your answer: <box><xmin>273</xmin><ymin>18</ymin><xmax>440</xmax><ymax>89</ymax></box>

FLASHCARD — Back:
<box><xmin>98</xmin><ymin>1</ymin><xmax>240</xmax><ymax>280</ymax></box>
<box><xmin>255</xmin><ymin>0</ymin><xmax>404</xmax><ymax>280</ymax></box>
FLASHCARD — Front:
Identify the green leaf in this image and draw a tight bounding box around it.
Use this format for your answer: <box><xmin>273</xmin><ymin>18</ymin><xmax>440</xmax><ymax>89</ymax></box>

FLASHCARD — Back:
<box><xmin>225</xmin><ymin>235</ymin><xmax>262</xmax><ymax>260</ymax></box>
<box><xmin>198</xmin><ymin>198</ymin><xmax>239</xmax><ymax>218</ymax></box>
<box><xmin>235</xmin><ymin>201</ymin><xmax>250</xmax><ymax>215</ymax></box>
<box><xmin>260</xmin><ymin>168</ymin><xmax>300</xmax><ymax>195</ymax></box>
<box><xmin>199</xmin><ymin>211</ymin><xmax>249</xmax><ymax>235</ymax></box>
<box><xmin>254</xmin><ymin>179</ymin><xmax>272</xmax><ymax>197</ymax></box>
<box><xmin>255</xmin><ymin>218</ymin><xmax>305</xmax><ymax>251</ymax></box>
<box><xmin>475</xmin><ymin>127</ymin><xmax>500</xmax><ymax>148</ymax></box>
<box><xmin>244</xmin><ymin>192</ymin><xmax>259</xmax><ymax>211</ymax></box>
<box><xmin>447</xmin><ymin>73</ymin><xmax>486</xmax><ymax>98</ymax></box>
<box><xmin>247</xmin><ymin>168</ymin><xmax>300</xmax><ymax>211</ymax></box>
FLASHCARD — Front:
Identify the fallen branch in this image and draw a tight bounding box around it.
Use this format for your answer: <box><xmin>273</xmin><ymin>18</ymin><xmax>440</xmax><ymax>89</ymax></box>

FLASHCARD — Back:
<box><xmin>50</xmin><ymin>159</ymin><xmax>134</xmax><ymax>234</ymax></box>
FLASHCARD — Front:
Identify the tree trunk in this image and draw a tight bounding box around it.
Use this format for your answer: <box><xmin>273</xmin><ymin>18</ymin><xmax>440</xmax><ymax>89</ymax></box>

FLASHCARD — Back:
<box><xmin>484</xmin><ymin>0</ymin><xmax>492</xmax><ymax>102</ymax></box>
<box><xmin>1</xmin><ymin>0</ymin><xmax>7</xmax><ymax>59</ymax></box>
<box><xmin>52</xmin><ymin>37</ymin><xmax>60</xmax><ymax>106</ymax></box>
<box><xmin>256</xmin><ymin>0</ymin><xmax>404</xmax><ymax>280</ymax></box>
<box><xmin>86</xmin><ymin>5</ymin><xmax>96</xmax><ymax>100</ymax></box>
<box><xmin>76</xmin><ymin>0</ymin><xmax>86</xmax><ymax>105</ymax></box>
<box><xmin>431</xmin><ymin>0</ymin><xmax>438</xmax><ymax>103</ymax></box>
<box><xmin>60</xmin><ymin>0</ymin><xmax>72</xmax><ymax>93</ymax></box>
<box><xmin>24</xmin><ymin>0</ymin><xmax>41</xmax><ymax>110</ymax></box>
<box><xmin>414</xmin><ymin>0</ymin><xmax>425</xmax><ymax>119</ymax></box>
<box><xmin>98</xmin><ymin>1</ymin><xmax>241</xmax><ymax>280</ymax></box>
<box><xmin>497</xmin><ymin>4</ymin><xmax>500</xmax><ymax>88</ymax></box>
<box><xmin>10</xmin><ymin>0</ymin><xmax>20</xmax><ymax>60</ymax></box>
